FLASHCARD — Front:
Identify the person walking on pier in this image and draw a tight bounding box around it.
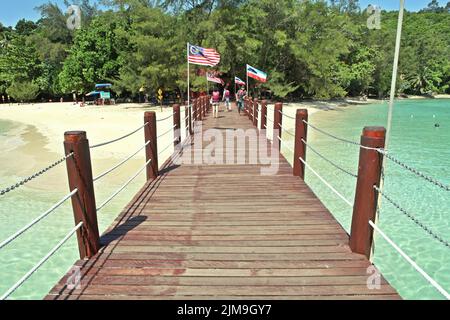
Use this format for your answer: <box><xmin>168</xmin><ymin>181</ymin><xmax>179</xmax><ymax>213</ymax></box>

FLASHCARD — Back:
<box><xmin>237</xmin><ymin>86</ymin><xmax>246</xmax><ymax>115</ymax></box>
<box><xmin>212</xmin><ymin>88</ymin><xmax>221</xmax><ymax>118</ymax></box>
<box><xmin>223</xmin><ymin>86</ymin><xmax>231</xmax><ymax>112</ymax></box>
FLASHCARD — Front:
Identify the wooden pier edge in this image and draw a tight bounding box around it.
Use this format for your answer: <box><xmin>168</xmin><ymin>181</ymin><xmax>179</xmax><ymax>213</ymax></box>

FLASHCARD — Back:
<box><xmin>48</xmin><ymin>106</ymin><xmax>399</xmax><ymax>300</ymax></box>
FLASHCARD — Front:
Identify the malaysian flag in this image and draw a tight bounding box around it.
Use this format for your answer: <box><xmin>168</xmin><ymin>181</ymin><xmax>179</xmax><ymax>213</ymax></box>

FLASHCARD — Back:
<box><xmin>188</xmin><ymin>44</ymin><xmax>221</xmax><ymax>67</ymax></box>
<box><xmin>235</xmin><ymin>77</ymin><xmax>246</xmax><ymax>86</ymax></box>
<box><xmin>206</xmin><ymin>72</ymin><xmax>224</xmax><ymax>85</ymax></box>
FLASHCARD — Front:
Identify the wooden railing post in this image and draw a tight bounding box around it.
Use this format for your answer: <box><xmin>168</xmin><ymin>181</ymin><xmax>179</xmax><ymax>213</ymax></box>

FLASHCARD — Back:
<box><xmin>64</xmin><ymin>131</ymin><xmax>100</xmax><ymax>259</ymax></box>
<box><xmin>197</xmin><ymin>98</ymin><xmax>202</xmax><ymax>121</ymax></box>
<box><xmin>173</xmin><ymin>104</ymin><xmax>181</xmax><ymax>146</ymax></box>
<box><xmin>260</xmin><ymin>100</ymin><xmax>267</xmax><ymax>130</ymax></box>
<box><xmin>144</xmin><ymin>111</ymin><xmax>158</xmax><ymax>180</ymax></box>
<box><xmin>273</xmin><ymin>102</ymin><xmax>283</xmax><ymax>150</ymax></box>
<box><xmin>203</xmin><ymin>96</ymin><xmax>207</xmax><ymax>117</ymax></box>
<box><xmin>253</xmin><ymin>99</ymin><xmax>258</xmax><ymax>127</ymax></box>
<box><xmin>248</xmin><ymin>98</ymin><xmax>252</xmax><ymax>121</ymax></box>
<box><xmin>293</xmin><ymin>109</ymin><xmax>308</xmax><ymax>178</ymax></box>
<box><xmin>349</xmin><ymin>127</ymin><xmax>386</xmax><ymax>258</ymax></box>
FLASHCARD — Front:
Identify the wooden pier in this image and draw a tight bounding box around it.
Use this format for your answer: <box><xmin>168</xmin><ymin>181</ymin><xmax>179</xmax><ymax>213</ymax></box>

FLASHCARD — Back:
<box><xmin>46</xmin><ymin>99</ymin><xmax>400</xmax><ymax>300</ymax></box>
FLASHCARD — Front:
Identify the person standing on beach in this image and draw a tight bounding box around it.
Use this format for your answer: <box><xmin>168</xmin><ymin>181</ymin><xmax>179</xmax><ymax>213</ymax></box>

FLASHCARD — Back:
<box><xmin>223</xmin><ymin>86</ymin><xmax>231</xmax><ymax>112</ymax></box>
<box><xmin>211</xmin><ymin>88</ymin><xmax>221</xmax><ymax>118</ymax></box>
<box><xmin>237</xmin><ymin>87</ymin><xmax>246</xmax><ymax>115</ymax></box>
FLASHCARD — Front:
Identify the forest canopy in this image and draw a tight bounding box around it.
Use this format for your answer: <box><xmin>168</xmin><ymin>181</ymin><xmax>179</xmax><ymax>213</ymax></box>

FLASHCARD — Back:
<box><xmin>0</xmin><ymin>0</ymin><xmax>449</xmax><ymax>101</ymax></box>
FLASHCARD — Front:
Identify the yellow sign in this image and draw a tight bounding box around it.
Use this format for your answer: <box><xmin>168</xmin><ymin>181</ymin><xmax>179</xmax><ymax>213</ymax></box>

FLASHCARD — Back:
<box><xmin>157</xmin><ymin>89</ymin><xmax>163</xmax><ymax>102</ymax></box>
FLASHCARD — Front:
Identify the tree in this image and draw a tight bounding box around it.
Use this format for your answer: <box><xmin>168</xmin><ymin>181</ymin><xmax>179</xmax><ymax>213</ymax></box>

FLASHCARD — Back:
<box><xmin>6</xmin><ymin>81</ymin><xmax>40</xmax><ymax>102</ymax></box>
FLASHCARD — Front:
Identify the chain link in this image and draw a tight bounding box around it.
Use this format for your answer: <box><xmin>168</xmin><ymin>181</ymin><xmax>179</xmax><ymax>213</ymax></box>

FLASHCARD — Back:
<box><xmin>302</xmin><ymin>139</ymin><xmax>357</xmax><ymax>178</ymax></box>
<box><xmin>380</xmin><ymin>150</ymin><xmax>450</xmax><ymax>192</ymax></box>
<box><xmin>0</xmin><ymin>153</ymin><xmax>74</xmax><ymax>196</ymax></box>
<box><xmin>374</xmin><ymin>186</ymin><xmax>450</xmax><ymax>249</ymax></box>
<box><xmin>303</xmin><ymin>120</ymin><xmax>360</xmax><ymax>146</ymax></box>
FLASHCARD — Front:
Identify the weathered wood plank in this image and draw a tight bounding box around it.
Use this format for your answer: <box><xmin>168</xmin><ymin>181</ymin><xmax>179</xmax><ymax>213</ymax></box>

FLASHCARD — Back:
<box><xmin>46</xmin><ymin>105</ymin><xmax>399</xmax><ymax>300</ymax></box>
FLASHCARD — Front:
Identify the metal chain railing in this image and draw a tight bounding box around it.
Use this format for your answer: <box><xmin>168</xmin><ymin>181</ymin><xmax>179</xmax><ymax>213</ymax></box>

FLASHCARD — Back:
<box><xmin>0</xmin><ymin>153</ymin><xmax>74</xmax><ymax>196</ymax></box>
<box><xmin>302</xmin><ymin>139</ymin><xmax>358</xmax><ymax>178</ymax></box>
<box><xmin>0</xmin><ymin>221</ymin><xmax>83</xmax><ymax>300</ymax></box>
<box><xmin>379</xmin><ymin>150</ymin><xmax>450</xmax><ymax>192</ymax></box>
<box><xmin>374</xmin><ymin>185</ymin><xmax>450</xmax><ymax>249</ymax></box>
<box><xmin>303</xmin><ymin>120</ymin><xmax>360</xmax><ymax>146</ymax></box>
<box><xmin>90</xmin><ymin>123</ymin><xmax>148</xmax><ymax>149</ymax></box>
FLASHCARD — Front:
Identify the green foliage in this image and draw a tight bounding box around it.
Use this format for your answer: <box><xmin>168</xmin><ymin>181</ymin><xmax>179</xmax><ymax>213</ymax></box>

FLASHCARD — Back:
<box><xmin>0</xmin><ymin>0</ymin><xmax>449</xmax><ymax>100</ymax></box>
<box><xmin>6</xmin><ymin>81</ymin><xmax>40</xmax><ymax>102</ymax></box>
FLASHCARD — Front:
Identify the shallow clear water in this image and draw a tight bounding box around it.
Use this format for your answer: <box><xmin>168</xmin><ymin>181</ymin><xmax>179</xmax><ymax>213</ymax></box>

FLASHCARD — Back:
<box><xmin>1</xmin><ymin>102</ymin><xmax>449</xmax><ymax>299</ymax></box>
<box><xmin>0</xmin><ymin>111</ymin><xmax>182</xmax><ymax>300</ymax></box>
<box><xmin>279</xmin><ymin>99</ymin><xmax>450</xmax><ymax>300</ymax></box>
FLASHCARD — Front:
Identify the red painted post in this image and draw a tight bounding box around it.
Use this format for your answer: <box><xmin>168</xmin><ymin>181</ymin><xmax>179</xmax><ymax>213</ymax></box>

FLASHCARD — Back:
<box><xmin>273</xmin><ymin>102</ymin><xmax>283</xmax><ymax>150</ymax></box>
<box><xmin>260</xmin><ymin>100</ymin><xmax>267</xmax><ymax>130</ymax></box>
<box><xmin>173</xmin><ymin>104</ymin><xmax>181</xmax><ymax>146</ymax></box>
<box><xmin>253</xmin><ymin>99</ymin><xmax>258</xmax><ymax>127</ymax></box>
<box><xmin>63</xmin><ymin>131</ymin><xmax>100</xmax><ymax>259</ymax></box>
<box><xmin>197</xmin><ymin>98</ymin><xmax>202</xmax><ymax>121</ymax></box>
<box><xmin>202</xmin><ymin>96</ymin><xmax>206</xmax><ymax>118</ymax></box>
<box><xmin>193</xmin><ymin>98</ymin><xmax>197</xmax><ymax>121</ymax></box>
<box><xmin>349</xmin><ymin>127</ymin><xmax>386</xmax><ymax>258</ymax></box>
<box><xmin>248</xmin><ymin>98</ymin><xmax>252</xmax><ymax>121</ymax></box>
<box><xmin>293</xmin><ymin>109</ymin><xmax>308</xmax><ymax>178</ymax></box>
<box><xmin>144</xmin><ymin>112</ymin><xmax>158</xmax><ymax>180</ymax></box>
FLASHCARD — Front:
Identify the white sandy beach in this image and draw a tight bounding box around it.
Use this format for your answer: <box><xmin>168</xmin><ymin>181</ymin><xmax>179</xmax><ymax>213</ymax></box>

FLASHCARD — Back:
<box><xmin>0</xmin><ymin>102</ymin><xmax>182</xmax><ymax>192</ymax></box>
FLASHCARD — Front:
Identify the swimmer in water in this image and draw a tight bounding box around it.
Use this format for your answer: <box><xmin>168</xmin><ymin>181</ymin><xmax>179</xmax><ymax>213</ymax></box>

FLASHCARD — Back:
<box><xmin>434</xmin><ymin>123</ymin><xmax>440</xmax><ymax>128</ymax></box>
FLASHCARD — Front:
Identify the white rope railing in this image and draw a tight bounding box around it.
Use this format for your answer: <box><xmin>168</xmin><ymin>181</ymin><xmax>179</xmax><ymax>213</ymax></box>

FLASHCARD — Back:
<box><xmin>369</xmin><ymin>220</ymin><xmax>450</xmax><ymax>300</ymax></box>
<box><xmin>299</xmin><ymin>157</ymin><xmax>353</xmax><ymax>207</ymax></box>
<box><xmin>0</xmin><ymin>221</ymin><xmax>83</xmax><ymax>300</ymax></box>
<box><xmin>156</xmin><ymin>114</ymin><xmax>173</xmax><ymax>122</ymax></box>
<box><xmin>0</xmin><ymin>189</ymin><xmax>78</xmax><ymax>250</ymax></box>
<box><xmin>93</xmin><ymin>141</ymin><xmax>150</xmax><ymax>182</ymax></box>
<box><xmin>96</xmin><ymin>159</ymin><xmax>151</xmax><ymax>212</ymax></box>
<box><xmin>157</xmin><ymin>125</ymin><xmax>176</xmax><ymax>139</ymax></box>
<box><xmin>90</xmin><ymin>123</ymin><xmax>148</xmax><ymax>149</ymax></box>
<box><xmin>279</xmin><ymin>109</ymin><xmax>295</xmax><ymax>120</ymax></box>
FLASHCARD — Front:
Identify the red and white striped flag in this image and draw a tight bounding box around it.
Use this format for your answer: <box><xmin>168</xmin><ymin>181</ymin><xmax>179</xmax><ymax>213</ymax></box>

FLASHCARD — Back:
<box><xmin>188</xmin><ymin>44</ymin><xmax>221</xmax><ymax>67</ymax></box>
<box><xmin>206</xmin><ymin>72</ymin><xmax>224</xmax><ymax>85</ymax></box>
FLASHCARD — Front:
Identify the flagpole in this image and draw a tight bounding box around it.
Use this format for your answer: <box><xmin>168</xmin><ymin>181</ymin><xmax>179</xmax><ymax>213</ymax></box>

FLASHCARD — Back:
<box><xmin>187</xmin><ymin>42</ymin><xmax>190</xmax><ymax>110</ymax></box>
<box><xmin>246</xmin><ymin>64</ymin><xmax>249</xmax><ymax>94</ymax></box>
<box><xmin>372</xmin><ymin>0</ymin><xmax>405</xmax><ymax>261</ymax></box>
<box><xmin>234</xmin><ymin>76</ymin><xmax>237</xmax><ymax>101</ymax></box>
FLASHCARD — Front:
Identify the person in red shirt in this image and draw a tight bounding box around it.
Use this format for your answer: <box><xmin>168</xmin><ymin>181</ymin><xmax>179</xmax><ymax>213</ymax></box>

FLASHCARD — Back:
<box><xmin>222</xmin><ymin>87</ymin><xmax>231</xmax><ymax>112</ymax></box>
<box><xmin>211</xmin><ymin>88</ymin><xmax>221</xmax><ymax>118</ymax></box>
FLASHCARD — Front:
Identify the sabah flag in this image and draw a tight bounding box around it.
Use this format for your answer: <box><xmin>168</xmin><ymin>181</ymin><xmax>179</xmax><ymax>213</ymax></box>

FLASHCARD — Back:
<box><xmin>235</xmin><ymin>77</ymin><xmax>246</xmax><ymax>86</ymax></box>
<box><xmin>246</xmin><ymin>64</ymin><xmax>267</xmax><ymax>82</ymax></box>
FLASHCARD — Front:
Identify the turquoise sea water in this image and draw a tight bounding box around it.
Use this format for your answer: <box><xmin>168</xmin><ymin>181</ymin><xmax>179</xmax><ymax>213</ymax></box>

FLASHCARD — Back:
<box><xmin>0</xmin><ymin>110</ymin><xmax>182</xmax><ymax>300</ymax></box>
<box><xmin>1</xmin><ymin>102</ymin><xmax>449</xmax><ymax>299</ymax></box>
<box><xmin>279</xmin><ymin>99</ymin><xmax>450</xmax><ymax>300</ymax></box>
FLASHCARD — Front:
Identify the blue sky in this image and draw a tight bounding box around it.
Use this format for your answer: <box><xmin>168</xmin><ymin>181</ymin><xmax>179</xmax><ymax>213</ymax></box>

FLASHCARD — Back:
<box><xmin>0</xmin><ymin>0</ymin><xmax>444</xmax><ymax>27</ymax></box>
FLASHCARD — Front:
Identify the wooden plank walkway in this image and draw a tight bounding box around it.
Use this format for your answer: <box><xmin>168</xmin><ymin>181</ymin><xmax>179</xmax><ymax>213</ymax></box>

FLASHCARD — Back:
<box><xmin>46</xmin><ymin>104</ymin><xmax>400</xmax><ymax>300</ymax></box>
